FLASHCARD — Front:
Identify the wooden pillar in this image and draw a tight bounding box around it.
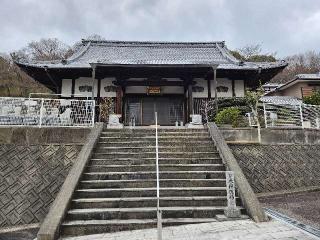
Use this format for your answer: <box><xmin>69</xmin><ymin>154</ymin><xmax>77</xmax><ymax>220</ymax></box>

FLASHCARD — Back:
<box><xmin>213</xmin><ymin>68</ymin><xmax>218</xmax><ymax>113</ymax></box>
<box><xmin>97</xmin><ymin>78</ymin><xmax>101</xmax><ymax>100</ymax></box>
<box><xmin>183</xmin><ymin>85</ymin><xmax>188</xmax><ymax>124</ymax></box>
<box><xmin>90</xmin><ymin>63</ymin><xmax>97</xmax><ymax>100</ymax></box>
<box><xmin>116</xmin><ymin>86</ymin><xmax>123</xmax><ymax>114</ymax></box>
<box><xmin>121</xmin><ymin>85</ymin><xmax>126</xmax><ymax>123</ymax></box>
<box><xmin>71</xmin><ymin>78</ymin><xmax>75</xmax><ymax>98</ymax></box>
<box><xmin>207</xmin><ymin>77</ymin><xmax>211</xmax><ymax>99</ymax></box>
<box><xmin>232</xmin><ymin>79</ymin><xmax>236</xmax><ymax>97</ymax></box>
<box><xmin>188</xmin><ymin>83</ymin><xmax>193</xmax><ymax>117</ymax></box>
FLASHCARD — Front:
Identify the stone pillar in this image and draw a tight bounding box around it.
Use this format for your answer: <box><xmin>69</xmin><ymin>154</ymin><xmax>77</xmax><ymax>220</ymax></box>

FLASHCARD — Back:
<box><xmin>224</xmin><ymin>171</ymin><xmax>241</xmax><ymax>218</ymax></box>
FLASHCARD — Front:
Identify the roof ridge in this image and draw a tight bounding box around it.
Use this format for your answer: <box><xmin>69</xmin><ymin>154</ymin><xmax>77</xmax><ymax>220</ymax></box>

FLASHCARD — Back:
<box><xmin>215</xmin><ymin>43</ymin><xmax>239</xmax><ymax>64</ymax></box>
<box><xmin>67</xmin><ymin>42</ymin><xmax>91</xmax><ymax>63</ymax></box>
<box><xmin>82</xmin><ymin>39</ymin><xmax>226</xmax><ymax>46</ymax></box>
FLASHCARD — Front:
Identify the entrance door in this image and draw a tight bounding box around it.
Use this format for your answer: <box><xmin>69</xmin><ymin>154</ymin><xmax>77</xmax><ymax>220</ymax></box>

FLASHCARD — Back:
<box><xmin>125</xmin><ymin>96</ymin><xmax>184</xmax><ymax>125</ymax></box>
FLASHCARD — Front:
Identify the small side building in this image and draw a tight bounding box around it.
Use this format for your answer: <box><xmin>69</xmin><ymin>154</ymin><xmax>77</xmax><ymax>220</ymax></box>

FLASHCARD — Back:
<box><xmin>265</xmin><ymin>73</ymin><xmax>320</xmax><ymax>99</ymax></box>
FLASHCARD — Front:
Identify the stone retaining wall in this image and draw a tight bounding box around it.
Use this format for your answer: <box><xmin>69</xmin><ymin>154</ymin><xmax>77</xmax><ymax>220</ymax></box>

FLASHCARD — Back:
<box><xmin>0</xmin><ymin>126</ymin><xmax>90</xmax><ymax>228</ymax></box>
<box><xmin>229</xmin><ymin>144</ymin><xmax>320</xmax><ymax>193</ymax></box>
<box><xmin>0</xmin><ymin>144</ymin><xmax>82</xmax><ymax>227</ymax></box>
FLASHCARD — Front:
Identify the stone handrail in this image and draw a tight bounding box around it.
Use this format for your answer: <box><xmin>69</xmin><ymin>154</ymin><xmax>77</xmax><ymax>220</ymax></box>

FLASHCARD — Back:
<box><xmin>207</xmin><ymin>122</ymin><xmax>268</xmax><ymax>222</ymax></box>
<box><xmin>37</xmin><ymin>123</ymin><xmax>104</xmax><ymax>240</ymax></box>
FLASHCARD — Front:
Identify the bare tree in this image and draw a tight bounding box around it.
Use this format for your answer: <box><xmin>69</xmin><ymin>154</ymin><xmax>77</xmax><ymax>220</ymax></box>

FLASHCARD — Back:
<box><xmin>12</xmin><ymin>38</ymin><xmax>72</xmax><ymax>62</ymax></box>
<box><xmin>199</xmin><ymin>99</ymin><xmax>216</xmax><ymax>123</ymax></box>
<box><xmin>232</xmin><ymin>44</ymin><xmax>277</xmax><ymax>62</ymax></box>
<box><xmin>271</xmin><ymin>51</ymin><xmax>320</xmax><ymax>84</ymax></box>
<box><xmin>238</xmin><ymin>44</ymin><xmax>262</xmax><ymax>59</ymax></box>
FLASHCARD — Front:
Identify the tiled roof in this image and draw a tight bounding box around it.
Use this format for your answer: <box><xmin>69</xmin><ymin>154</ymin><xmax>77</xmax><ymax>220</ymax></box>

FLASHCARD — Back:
<box><xmin>17</xmin><ymin>40</ymin><xmax>287</xmax><ymax>70</ymax></box>
<box><xmin>260</xmin><ymin>96</ymin><xmax>302</xmax><ymax>105</ymax></box>
<box><xmin>296</xmin><ymin>73</ymin><xmax>320</xmax><ymax>80</ymax></box>
<box><xmin>265</xmin><ymin>73</ymin><xmax>320</xmax><ymax>95</ymax></box>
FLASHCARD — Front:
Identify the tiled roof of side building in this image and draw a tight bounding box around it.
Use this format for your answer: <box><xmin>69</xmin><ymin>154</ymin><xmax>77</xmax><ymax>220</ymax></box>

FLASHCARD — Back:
<box><xmin>16</xmin><ymin>40</ymin><xmax>287</xmax><ymax>70</ymax></box>
<box><xmin>296</xmin><ymin>73</ymin><xmax>320</xmax><ymax>79</ymax></box>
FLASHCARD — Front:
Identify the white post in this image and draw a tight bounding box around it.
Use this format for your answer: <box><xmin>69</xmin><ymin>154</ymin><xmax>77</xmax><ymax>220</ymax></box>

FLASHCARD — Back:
<box><xmin>91</xmin><ymin>100</ymin><xmax>95</xmax><ymax>127</ymax></box>
<box><xmin>155</xmin><ymin>112</ymin><xmax>162</xmax><ymax>240</ymax></box>
<box><xmin>224</xmin><ymin>171</ymin><xmax>241</xmax><ymax>218</ymax></box>
<box><xmin>299</xmin><ymin>104</ymin><xmax>304</xmax><ymax>128</ymax></box>
<box><xmin>39</xmin><ymin>98</ymin><xmax>44</xmax><ymax>128</ymax></box>
<box><xmin>263</xmin><ymin>102</ymin><xmax>268</xmax><ymax>128</ymax></box>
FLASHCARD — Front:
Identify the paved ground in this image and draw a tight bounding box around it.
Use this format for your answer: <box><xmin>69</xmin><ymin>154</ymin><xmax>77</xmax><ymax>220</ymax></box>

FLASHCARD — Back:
<box><xmin>259</xmin><ymin>190</ymin><xmax>320</xmax><ymax>229</ymax></box>
<box><xmin>61</xmin><ymin>219</ymin><xmax>317</xmax><ymax>240</ymax></box>
<box><xmin>0</xmin><ymin>228</ymin><xmax>38</xmax><ymax>240</ymax></box>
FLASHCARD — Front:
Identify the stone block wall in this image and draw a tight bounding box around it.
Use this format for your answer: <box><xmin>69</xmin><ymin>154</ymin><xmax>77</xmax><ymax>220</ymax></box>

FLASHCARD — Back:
<box><xmin>0</xmin><ymin>144</ymin><xmax>82</xmax><ymax>227</ymax></box>
<box><xmin>229</xmin><ymin>144</ymin><xmax>320</xmax><ymax>193</ymax></box>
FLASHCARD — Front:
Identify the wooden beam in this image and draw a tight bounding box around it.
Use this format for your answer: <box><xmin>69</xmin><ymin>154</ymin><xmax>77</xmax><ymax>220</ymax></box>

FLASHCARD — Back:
<box><xmin>113</xmin><ymin>80</ymin><xmax>192</xmax><ymax>87</ymax></box>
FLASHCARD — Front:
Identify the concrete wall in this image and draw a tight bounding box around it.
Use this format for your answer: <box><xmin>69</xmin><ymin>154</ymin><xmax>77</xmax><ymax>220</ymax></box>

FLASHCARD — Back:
<box><xmin>0</xmin><ymin>127</ymin><xmax>89</xmax><ymax>227</ymax></box>
<box><xmin>0</xmin><ymin>127</ymin><xmax>90</xmax><ymax>145</ymax></box>
<box><xmin>220</xmin><ymin>127</ymin><xmax>320</xmax><ymax>145</ymax></box>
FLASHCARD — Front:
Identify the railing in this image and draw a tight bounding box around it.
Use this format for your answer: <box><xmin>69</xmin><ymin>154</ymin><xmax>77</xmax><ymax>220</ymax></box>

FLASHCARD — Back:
<box><xmin>154</xmin><ymin>112</ymin><xmax>162</xmax><ymax>240</ymax></box>
<box><xmin>263</xmin><ymin>102</ymin><xmax>320</xmax><ymax>129</ymax></box>
<box><xmin>0</xmin><ymin>97</ymin><xmax>95</xmax><ymax>127</ymax></box>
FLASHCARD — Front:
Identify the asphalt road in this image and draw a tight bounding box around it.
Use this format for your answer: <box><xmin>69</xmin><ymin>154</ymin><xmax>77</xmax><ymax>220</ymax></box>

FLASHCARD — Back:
<box><xmin>259</xmin><ymin>190</ymin><xmax>320</xmax><ymax>229</ymax></box>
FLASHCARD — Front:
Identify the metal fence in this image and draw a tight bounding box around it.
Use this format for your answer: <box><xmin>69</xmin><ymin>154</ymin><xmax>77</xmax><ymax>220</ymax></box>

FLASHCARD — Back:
<box><xmin>0</xmin><ymin>97</ymin><xmax>95</xmax><ymax>127</ymax></box>
<box><xmin>263</xmin><ymin>102</ymin><xmax>320</xmax><ymax>129</ymax></box>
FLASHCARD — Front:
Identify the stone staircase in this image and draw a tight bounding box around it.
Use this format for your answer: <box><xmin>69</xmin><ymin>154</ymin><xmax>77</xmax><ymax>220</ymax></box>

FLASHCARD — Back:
<box><xmin>61</xmin><ymin>128</ymin><xmax>244</xmax><ymax>236</ymax></box>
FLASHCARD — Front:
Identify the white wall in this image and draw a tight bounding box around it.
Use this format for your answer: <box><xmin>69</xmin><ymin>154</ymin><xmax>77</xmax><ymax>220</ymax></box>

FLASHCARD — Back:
<box><xmin>60</xmin><ymin>76</ymin><xmax>245</xmax><ymax>98</ymax></box>
<box><xmin>210</xmin><ymin>78</ymin><xmax>232</xmax><ymax>98</ymax></box>
<box><xmin>61</xmin><ymin>79</ymin><xmax>72</xmax><ymax>97</ymax></box>
<box><xmin>234</xmin><ymin>80</ymin><xmax>245</xmax><ymax>97</ymax></box>
<box><xmin>74</xmin><ymin>77</ymin><xmax>98</xmax><ymax>97</ymax></box>
<box><xmin>193</xmin><ymin>78</ymin><xmax>208</xmax><ymax>98</ymax></box>
<box><xmin>100</xmin><ymin>77</ymin><xmax>117</xmax><ymax>97</ymax></box>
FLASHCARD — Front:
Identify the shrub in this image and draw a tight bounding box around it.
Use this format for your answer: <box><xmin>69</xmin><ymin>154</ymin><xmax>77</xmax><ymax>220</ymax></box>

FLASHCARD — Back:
<box><xmin>217</xmin><ymin>97</ymin><xmax>251</xmax><ymax>115</ymax></box>
<box><xmin>303</xmin><ymin>91</ymin><xmax>320</xmax><ymax>105</ymax></box>
<box><xmin>215</xmin><ymin>107</ymin><xmax>241</xmax><ymax>127</ymax></box>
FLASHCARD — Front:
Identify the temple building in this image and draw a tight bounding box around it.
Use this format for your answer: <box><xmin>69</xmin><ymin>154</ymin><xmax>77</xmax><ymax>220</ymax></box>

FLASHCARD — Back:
<box><xmin>16</xmin><ymin>40</ymin><xmax>287</xmax><ymax>125</ymax></box>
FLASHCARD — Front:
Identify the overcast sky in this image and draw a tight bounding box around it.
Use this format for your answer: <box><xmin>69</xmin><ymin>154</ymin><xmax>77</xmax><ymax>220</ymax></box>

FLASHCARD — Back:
<box><xmin>1</xmin><ymin>0</ymin><xmax>320</xmax><ymax>58</ymax></box>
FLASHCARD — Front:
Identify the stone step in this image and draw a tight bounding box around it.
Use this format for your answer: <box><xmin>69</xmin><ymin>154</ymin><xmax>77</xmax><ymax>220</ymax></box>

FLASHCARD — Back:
<box><xmin>102</xmin><ymin>128</ymin><xmax>208</xmax><ymax>132</ymax></box>
<box><xmin>101</xmin><ymin>131</ymin><xmax>209</xmax><ymax>136</ymax></box>
<box><xmin>92</xmin><ymin>152</ymin><xmax>220</xmax><ymax>159</ymax></box>
<box><xmin>100</xmin><ymin>134</ymin><xmax>210</xmax><ymax>139</ymax></box>
<box><xmin>65</xmin><ymin>206</ymin><xmax>234</xmax><ymax>221</ymax></box>
<box><xmin>82</xmin><ymin>171</ymin><xmax>226</xmax><ymax>180</ymax></box>
<box><xmin>71</xmin><ymin>196</ymin><xmax>241</xmax><ymax>209</ymax></box>
<box><xmin>62</xmin><ymin>218</ymin><xmax>218</xmax><ymax>236</ymax></box>
<box><xmin>86</xmin><ymin>164</ymin><xmax>225</xmax><ymax>172</ymax></box>
<box><xmin>97</xmin><ymin>141</ymin><xmax>214</xmax><ymax>147</ymax></box>
<box><xmin>95</xmin><ymin>146</ymin><xmax>216</xmax><ymax>153</ymax></box>
<box><xmin>99</xmin><ymin>136</ymin><xmax>212</xmax><ymax>142</ymax></box>
<box><xmin>74</xmin><ymin>187</ymin><xmax>227</xmax><ymax>198</ymax></box>
<box><xmin>89</xmin><ymin>157</ymin><xmax>223</xmax><ymax>165</ymax></box>
<box><xmin>79</xmin><ymin>179</ymin><xmax>226</xmax><ymax>189</ymax></box>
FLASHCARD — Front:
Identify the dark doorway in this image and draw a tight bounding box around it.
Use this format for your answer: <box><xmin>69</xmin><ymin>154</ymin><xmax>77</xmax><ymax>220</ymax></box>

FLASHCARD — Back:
<box><xmin>125</xmin><ymin>96</ymin><xmax>184</xmax><ymax>125</ymax></box>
